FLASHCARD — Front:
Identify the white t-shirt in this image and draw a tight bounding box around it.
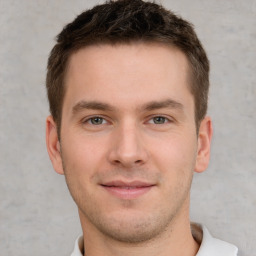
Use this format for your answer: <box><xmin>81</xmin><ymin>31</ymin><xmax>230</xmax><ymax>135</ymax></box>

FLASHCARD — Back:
<box><xmin>70</xmin><ymin>223</ymin><xmax>238</xmax><ymax>256</ymax></box>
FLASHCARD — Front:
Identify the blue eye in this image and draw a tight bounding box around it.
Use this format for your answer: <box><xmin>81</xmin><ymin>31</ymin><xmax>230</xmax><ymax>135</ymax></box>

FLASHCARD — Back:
<box><xmin>88</xmin><ymin>117</ymin><xmax>106</xmax><ymax>125</ymax></box>
<box><xmin>149</xmin><ymin>116</ymin><xmax>169</xmax><ymax>124</ymax></box>
<box><xmin>153</xmin><ymin>116</ymin><xmax>167</xmax><ymax>124</ymax></box>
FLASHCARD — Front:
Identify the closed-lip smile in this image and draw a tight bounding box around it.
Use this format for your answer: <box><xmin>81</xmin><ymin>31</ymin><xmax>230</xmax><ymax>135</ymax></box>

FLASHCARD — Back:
<box><xmin>100</xmin><ymin>180</ymin><xmax>155</xmax><ymax>199</ymax></box>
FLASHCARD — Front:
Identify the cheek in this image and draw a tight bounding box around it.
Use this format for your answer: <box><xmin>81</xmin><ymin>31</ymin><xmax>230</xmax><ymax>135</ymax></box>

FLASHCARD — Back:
<box><xmin>60</xmin><ymin>133</ymin><xmax>107</xmax><ymax>180</ymax></box>
<box><xmin>148</xmin><ymin>133</ymin><xmax>198</xmax><ymax>192</ymax></box>
<box><xmin>60</xmin><ymin>135</ymin><xmax>105</xmax><ymax>207</ymax></box>
<box><xmin>150</xmin><ymin>134</ymin><xmax>197</xmax><ymax>168</ymax></box>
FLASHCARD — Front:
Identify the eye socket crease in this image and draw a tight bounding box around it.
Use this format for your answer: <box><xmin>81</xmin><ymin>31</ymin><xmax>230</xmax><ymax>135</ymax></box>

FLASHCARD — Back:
<box><xmin>79</xmin><ymin>114</ymin><xmax>176</xmax><ymax>133</ymax></box>
<box><xmin>83</xmin><ymin>115</ymin><xmax>173</xmax><ymax>126</ymax></box>
<box><xmin>147</xmin><ymin>116</ymin><xmax>172</xmax><ymax>125</ymax></box>
<box><xmin>81</xmin><ymin>115</ymin><xmax>110</xmax><ymax>126</ymax></box>
<box><xmin>87</xmin><ymin>116</ymin><xmax>107</xmax><ymax>125</ymax></box>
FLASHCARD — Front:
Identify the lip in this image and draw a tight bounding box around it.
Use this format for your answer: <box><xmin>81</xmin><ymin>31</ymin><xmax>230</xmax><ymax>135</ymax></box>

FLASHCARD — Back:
<box><xmin>100</xmin><ymin>180</ymin><xmax>155</xmax><ymax>200</ymax></box>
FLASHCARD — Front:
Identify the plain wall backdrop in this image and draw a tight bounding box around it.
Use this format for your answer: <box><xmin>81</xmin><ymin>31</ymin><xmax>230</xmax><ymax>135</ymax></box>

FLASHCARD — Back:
<box><xmin>0</xmin><ymin>0</ymin><xmax>255</xmax><ymax>255</ymax></box>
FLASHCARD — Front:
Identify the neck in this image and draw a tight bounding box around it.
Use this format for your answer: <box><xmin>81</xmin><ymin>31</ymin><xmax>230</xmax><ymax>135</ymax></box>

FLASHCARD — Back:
<box><xmin>79</xmin><ymin>198</ymin><xmax>199</xmax><ymax>256</ymax></box>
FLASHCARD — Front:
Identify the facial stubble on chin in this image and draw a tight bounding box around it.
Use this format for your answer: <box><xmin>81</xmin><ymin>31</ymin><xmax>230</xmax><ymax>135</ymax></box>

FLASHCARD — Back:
<box><xmin>60</xmin><ymin>152</ymin><xmax>194</xmax><ymax>244</ymax></box>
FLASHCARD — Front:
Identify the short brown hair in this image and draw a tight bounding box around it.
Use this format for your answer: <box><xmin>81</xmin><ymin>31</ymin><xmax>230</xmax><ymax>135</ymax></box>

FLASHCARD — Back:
<box><xmin>46</xmin><ymin>0</ymin><xmax>209</xmax><ymax>134</ymax></box>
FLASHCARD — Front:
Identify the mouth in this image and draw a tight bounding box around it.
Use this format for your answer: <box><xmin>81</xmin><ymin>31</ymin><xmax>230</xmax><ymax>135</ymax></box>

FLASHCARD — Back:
<box><xmin>100</xmin><ymin>180</ymin><xmax>155</xmax><ymax>200</ymax></box>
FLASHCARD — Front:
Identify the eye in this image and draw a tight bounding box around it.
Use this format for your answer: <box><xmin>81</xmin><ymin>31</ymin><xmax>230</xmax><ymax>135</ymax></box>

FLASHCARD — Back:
<box><xmin>149</xmin><ymin>116</ymin><xmax>170</xmax><ymax>124</ymax></box>
<box><xmin>86</xmin><ymin>116</ymin><xmax>107</xmax><ymax>125</ymax></box>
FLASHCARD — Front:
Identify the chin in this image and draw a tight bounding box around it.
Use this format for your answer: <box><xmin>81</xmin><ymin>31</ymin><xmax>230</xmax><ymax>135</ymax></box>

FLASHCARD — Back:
<box><xmin>87</xmin><ymin>209</ymin><xmax>174</xmax><ymax>244</ymax></box>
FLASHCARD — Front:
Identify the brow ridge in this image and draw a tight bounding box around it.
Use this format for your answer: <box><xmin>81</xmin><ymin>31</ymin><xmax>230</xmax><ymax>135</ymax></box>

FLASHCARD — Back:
<box><xmin>72</xmin><ymin>99</ymin><xmax>184</xmax><ymax>114</ymax></box>
<box><xmin>72</xmin><ymin>100</ymin><xmax>115</xmax><ymax>114</ymax></box>
<box><xmin>142</xmin><ymin>99</ymin><xmax>184</xmax><ymax>111</ymax></box>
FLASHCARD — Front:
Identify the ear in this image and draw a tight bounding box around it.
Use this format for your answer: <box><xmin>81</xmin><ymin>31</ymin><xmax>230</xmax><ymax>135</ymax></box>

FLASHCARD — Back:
<box><xmin>46</xmin><ymin>116</ymin><xmax>64</xmax><ymax>175</ymax></box>
<box><xmin>194</xmin><ymin>116</ymin><xmax>213</xmax><ymax>173</ymax></box>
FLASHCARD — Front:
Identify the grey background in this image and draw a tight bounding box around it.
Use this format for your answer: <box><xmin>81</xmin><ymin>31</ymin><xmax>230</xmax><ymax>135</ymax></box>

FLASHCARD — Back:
<box><xmin>0</xmin><ymin>0</ymin><xmax>255</xmax><ymax>255</ymax></box>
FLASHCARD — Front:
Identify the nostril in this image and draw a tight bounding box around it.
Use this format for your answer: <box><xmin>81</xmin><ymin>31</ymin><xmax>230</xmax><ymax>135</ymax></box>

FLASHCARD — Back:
<box><xmin>112</xmin><ymin>159</ymin><xmax>143</xmax><ymax>166</ymax></box>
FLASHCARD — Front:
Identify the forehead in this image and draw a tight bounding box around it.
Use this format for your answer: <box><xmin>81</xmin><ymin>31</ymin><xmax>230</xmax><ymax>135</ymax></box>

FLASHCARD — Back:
<box><xmin>63</xmin><ymin>42</ymin><xmax>193</xmax><ymax>111</ymax></box>
<box><xmin>66</xmin><ymin>42</ymin><xmax>189</xmax><ymax>77</ymax></box>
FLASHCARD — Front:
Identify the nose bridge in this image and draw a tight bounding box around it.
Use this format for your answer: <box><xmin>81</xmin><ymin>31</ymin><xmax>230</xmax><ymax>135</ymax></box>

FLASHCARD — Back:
<box><xmin>109</xmin><ymin>119</ymin><xmax>147</xmax><ymax>167</ymax></box>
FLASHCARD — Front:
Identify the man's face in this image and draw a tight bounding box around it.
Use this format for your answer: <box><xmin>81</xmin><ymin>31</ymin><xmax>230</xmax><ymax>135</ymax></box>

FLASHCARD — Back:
<box><xmin>47</xmin><ymin>43</ymin><xmax>211</xmax><ymax>243</ymax></box>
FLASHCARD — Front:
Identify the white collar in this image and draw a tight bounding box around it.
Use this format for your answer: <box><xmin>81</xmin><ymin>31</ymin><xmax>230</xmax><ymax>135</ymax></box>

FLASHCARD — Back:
<box><xmin>71</xmin><ymin>235</ymin><xmax>84</xmax><ymax>256</ymax></box>
<box><xmin>70</xmin><ymin>223</ymin><xmax>238</xmax><ymax>256</ymax></box>
<box><xmin>192</xmin><ymin>223</ymin><xmax>238</xmax><ymax>256</ymax></box>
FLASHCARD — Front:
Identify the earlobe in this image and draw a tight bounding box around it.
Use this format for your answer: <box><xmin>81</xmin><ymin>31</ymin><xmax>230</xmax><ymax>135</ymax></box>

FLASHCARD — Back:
<box><xmin>194</xmin><ymin>116</ymin><xmax>213</xmax><ymax>173</ymax></box>
<box><xmin>46</xmin><ymin>116</ymin><xmax>64</xmax><ymax>175</ymax></box>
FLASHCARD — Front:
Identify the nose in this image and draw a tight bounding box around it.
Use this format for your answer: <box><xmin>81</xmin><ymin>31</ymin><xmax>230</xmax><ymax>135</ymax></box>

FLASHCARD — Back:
<box><xmin>107</xmin><ymin>123</ymin><xmax>149</xmax><ymax>168</ymax></box>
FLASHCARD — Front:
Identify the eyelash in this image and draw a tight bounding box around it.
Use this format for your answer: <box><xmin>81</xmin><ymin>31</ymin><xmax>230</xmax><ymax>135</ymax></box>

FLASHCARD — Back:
<box><xmin>147</xmin><ymin>116</ymin><xmax>172</xmax><ymax>125</ymax></box>
<box><xmin>82</xmin><ymin>115</ymin><xmax>173</xmax><ymax>126</ymax></box>
<box><xmin>83</xmin><ymin>116</ymin><xmax>108</xmax><ymax>125</ymax></box>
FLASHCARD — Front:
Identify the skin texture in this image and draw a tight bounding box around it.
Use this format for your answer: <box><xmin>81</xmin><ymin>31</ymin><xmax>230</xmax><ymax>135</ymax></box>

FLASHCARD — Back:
<box><xmin>46</xmin><ymin>43</ymin><xmax>212</xmax><ymax>256</ymax></box>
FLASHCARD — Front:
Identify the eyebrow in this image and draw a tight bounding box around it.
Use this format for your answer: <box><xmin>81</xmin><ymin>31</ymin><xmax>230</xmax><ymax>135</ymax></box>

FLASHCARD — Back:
<box><xmin>142</xmin><ymin>99</ymin><xmax>184</xmax><ymax>112</ymax></box>
<box><xmin>72</xmin><ymin>100</ymin><xmax>115</xmax><ymax>114</ymax></box>
<box><xmin>72</xmin><ymin>99</ymin><xmax>184</xmax><ymax>114</ymax></box>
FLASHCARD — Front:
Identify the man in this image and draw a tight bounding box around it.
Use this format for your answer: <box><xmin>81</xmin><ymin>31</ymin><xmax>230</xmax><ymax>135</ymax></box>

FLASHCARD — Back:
<box><xmin>45</xmin><ymin>0</ymin><xmax>238</xmax><ymax>255</ymax></box>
